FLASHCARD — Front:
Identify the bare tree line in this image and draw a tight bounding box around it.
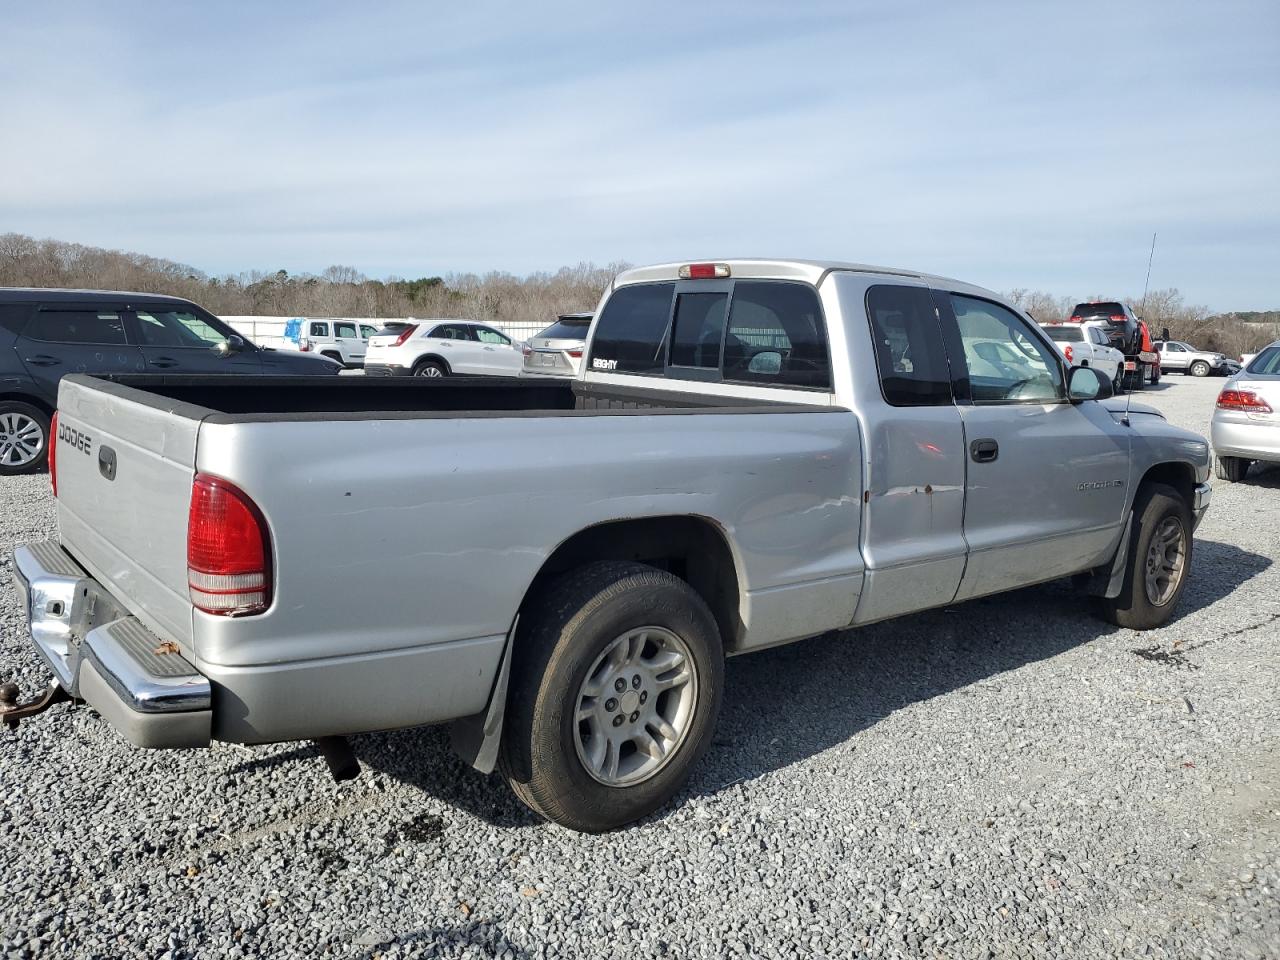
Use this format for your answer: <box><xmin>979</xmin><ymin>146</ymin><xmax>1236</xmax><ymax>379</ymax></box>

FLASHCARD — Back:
<box><xmin>0</xmin><ymin>233</ymin><xmax>1273</xmax><ymax>355</ymax></box>
<box><xmin>0</xmin><ymin>233</ymin><xmax>621</xmax><ymax>326</ymax></box>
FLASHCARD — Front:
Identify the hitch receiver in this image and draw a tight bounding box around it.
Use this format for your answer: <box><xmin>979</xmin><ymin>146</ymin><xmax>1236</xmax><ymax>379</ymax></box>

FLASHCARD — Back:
<box><xmin>0</xmin><ymin>681</ymin><xmax>72</xmax><ymax>730</ymax></box>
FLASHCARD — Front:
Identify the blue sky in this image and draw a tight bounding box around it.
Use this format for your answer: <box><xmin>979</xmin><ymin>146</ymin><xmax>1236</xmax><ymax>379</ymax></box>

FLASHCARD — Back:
<box><xmin>2</xmin><ymin>0</ymin><xmax>1277</xmax><ymax>308</ymax></box>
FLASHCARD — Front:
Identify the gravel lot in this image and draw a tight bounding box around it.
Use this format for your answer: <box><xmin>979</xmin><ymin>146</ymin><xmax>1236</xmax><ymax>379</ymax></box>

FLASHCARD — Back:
<box><xmin>1</xmin><ymin>376</ymin><xmax>1277</xmax><ymax>960</ymax></box>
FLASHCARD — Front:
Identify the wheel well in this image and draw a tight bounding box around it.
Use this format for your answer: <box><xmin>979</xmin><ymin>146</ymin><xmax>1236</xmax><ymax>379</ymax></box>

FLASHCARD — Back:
<box><xmin>414</xmin><ymin>354</ymin><xmax>450</xmax><ymax>374</ymax></box>
<box><xmin>1138</xmin><ymin>462</ymin><xmax>1195</xmax><ymax>507</ymax></box>
<box><xmin>0</xmin><ymin>394</ymin><xmax>53</xmax><ymax>418</ymax></box>
<box><xmin>320</xmin><ymin>350</ymin><xmax>343</xmax><ymax>361</ymax></box>
<box><xmin>520</xmin><ymin>516</ymin><xmax>743</xmax><ymax>650</ymax></box>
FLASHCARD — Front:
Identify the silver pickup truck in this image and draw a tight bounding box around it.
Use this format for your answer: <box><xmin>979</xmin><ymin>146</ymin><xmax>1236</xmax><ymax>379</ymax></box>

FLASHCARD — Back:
<box><xmin>7</xmin><ymin>259</ymin><xmax>1212</xmax><ymax>832</ymax></box>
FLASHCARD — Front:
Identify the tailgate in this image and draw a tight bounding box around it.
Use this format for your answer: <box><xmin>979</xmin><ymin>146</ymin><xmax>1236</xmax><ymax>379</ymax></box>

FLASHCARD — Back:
<box><xmin>54</xmin><ymin>376</ymin><xmax>202</xmax><ymax>647</ymax></box>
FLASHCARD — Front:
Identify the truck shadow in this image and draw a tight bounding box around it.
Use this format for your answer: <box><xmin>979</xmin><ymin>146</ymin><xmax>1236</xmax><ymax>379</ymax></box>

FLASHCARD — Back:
<box><xmin>355</xmin><ymin>538</ymin><xmax>1268</xmax><ymax>829</ymax></box>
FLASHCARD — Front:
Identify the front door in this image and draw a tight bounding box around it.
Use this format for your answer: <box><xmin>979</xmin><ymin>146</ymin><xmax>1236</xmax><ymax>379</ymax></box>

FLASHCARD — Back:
<box><xmin>473</xmin><ymin>325</ymin><xmax>522</xmax><ymax>376</ymax></box>
<box><xmin>129</xmin><ymin>306</ymin><xmax>263</xmax><ymax>375</ymax></box>
<box><xmin>17</xmin><ymin>303</ymin><xmax>145</xmax><ymax>404</ymax></box>
<box><xmin>935</xmin><ymin>291</ymin><xmax>1131</xmax><ymax>601</ymax></box>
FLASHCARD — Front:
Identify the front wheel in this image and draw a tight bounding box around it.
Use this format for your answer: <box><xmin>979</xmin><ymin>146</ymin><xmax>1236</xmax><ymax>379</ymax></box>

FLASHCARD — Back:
<box><xmin>1215</xmin><ymin>455</ymin><xmax>1251</xmax><ymax>482</ymax></box>
<box><xmin>500</xmin><ymin>561</ymin><xmax>724</xmax><ymax>832</ymax></box>
<box><xmin>1190</xmin><ymin>361</ymin><xmax>1211</xmax><ymax>377</ymax></box>
<box><xmin>1112</xmin><ymin>369</ymin><xmax>1125</xmax><ymax>395</ymax></box>
<box><xmin>0</xmin><ymin>401</ymin><xmax>51</xmax><ymax>475</ymax></box>
<box><xmin>1097</xmin><ymin>483</ymin><xmax>1192</xmax><ymax>630</ymax></box>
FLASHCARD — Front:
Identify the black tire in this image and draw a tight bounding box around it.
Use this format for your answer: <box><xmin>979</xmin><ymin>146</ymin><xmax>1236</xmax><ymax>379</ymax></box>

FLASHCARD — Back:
<box><xmin>0</xmin><ymin>401</ymin><xmax>51</xmax><ymax>475</ymax></box>
<box><xmin>1097</xmin><ymin>483</ymin><xmax>1192</xmax><ymax>630</ymax></box>
<box><xmin>1214</xmin><ymin>455</ymin><xmax>1251</xmax><ymax>482</ymax></box>
<box><xmin>1112</xmin><ymin>369</ymin><xmax>1125</xmax><ymax>395</ymax></box>
<box><xmin>413</xmin><ymin>358</ymin><xmax>448</xmax><ymax>378</ymax></box>
<box><xmin>1149</xmin><ymin>365</ymin><xmax>1160</xmax><ymax>384</ymax></box>
<box><xmin>1129</xmin><ymin>369</ymin><xmax>1146</xmax><ymax>391</ymax></box>
<box><xmin>499</xmin><ymin>561</ymin><xmax>724</xmax><ymax>832</ymax></box>
<box><xmin>1190</xmin><ymin>361</ymin><xmax>1210</xmax><ymax>377</ymax></box>
<box><xmin>321</xmin><ymin>351</ymin><xmax>345</xmax><ymax>368</ymax></box>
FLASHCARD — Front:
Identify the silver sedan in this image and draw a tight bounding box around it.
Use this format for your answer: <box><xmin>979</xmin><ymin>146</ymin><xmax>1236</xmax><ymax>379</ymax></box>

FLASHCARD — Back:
<box><xmin>1210</xmin><ymin>340</ymin><xmax>1280</xmax><ymax>482</ymax></box>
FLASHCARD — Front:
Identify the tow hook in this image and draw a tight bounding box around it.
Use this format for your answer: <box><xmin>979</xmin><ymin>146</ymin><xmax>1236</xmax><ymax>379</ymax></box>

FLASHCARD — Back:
<box><xmin>0</xmin><ymin>681</ymin><xmax>72</xmax><ymax>730</ymax></box>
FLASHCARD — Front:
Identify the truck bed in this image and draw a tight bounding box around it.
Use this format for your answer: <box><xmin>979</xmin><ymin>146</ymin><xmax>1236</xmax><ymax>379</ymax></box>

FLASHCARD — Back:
<box><xmin>79</xmin><ymin>374</ymin><xmax>810</xmax><ymax>420</ymax></box>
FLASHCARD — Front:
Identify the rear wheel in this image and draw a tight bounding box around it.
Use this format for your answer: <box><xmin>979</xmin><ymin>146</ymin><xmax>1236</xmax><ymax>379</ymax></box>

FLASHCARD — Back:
<box><xmin>413</xmin><ymin>359</ymin><xmax>447</xmax><ymax>378</ymax></box>
<box><xmin>0</xmin><ymin>401</ymin><xmax>50</xmax><ymax>475</ymax></box>
<box><xmin>1112</xmin><ymin>368</ymin><xmax>1125</xmax><ymax>395</ymax></box>
<box><xmin>1190</xmin><ymin>360</ymin><xmax>1211</xmax><ymax>377</ymax></box>
<box><xmin>1097</xmin><ymin>483</ymin><xmax>1192</xmax><ymax>630</ymax></box>
<box><xmin>1215</xmin><ymin>455</ymin><xmax>1251</xmax><ymax>482</ymax></box>
<box><xmin>1148</xmin><ymin>364</ymin><xmax>1161</xmax><ymax>384</ymax></box>
<box><xmin>500</xmin><ymin>561</ymin><xmax>724</xmax><ymax>832</ymax></box>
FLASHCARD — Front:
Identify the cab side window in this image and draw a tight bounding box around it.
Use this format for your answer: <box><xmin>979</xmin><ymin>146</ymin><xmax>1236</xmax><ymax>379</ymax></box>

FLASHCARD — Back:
<box><xmin>475</xmin><ymin>327</ymin><xmax>511</xmax><ymax>345</ymax></box>
<box><xmin>135</xmin><ymin>309</ymin><xmax>225</xmax><ymax>348</ymax></box>
<box><xmin>309</xmin><ymin>322</ymin><xmax>329</xmax><ymax>338</ymax></box>
<box><xmin>865</xmin><ymin>285</ymin><xmax>952</xmax><ymax>406</ymax></box>
<box><xmin>26</xmin><ymin>308</ymin><xmax>128</xmax><ymax>345</ymax></box>
<box><xmin>429</xmin><ymin>324</ymin><xmax>473</xmax><ymax>340</ymax></box>
<box><xmin>950</xmin><ymin>295</ymin><xmax>1064</xmax><ymax>403</ymax></box>
<box><xmin>360</xmin><ymin>325</ymin><xmax>378</xmax><ymax>339</ymax></box>
<box><xmin>724</xmin><ymin>281</ymin><xmax>830</xmax><ymax>389</ymax></box>
<box><xmin>335</xmin><ymin>322</ymin><xmax>357</xmax><ymax>338</ymax></box>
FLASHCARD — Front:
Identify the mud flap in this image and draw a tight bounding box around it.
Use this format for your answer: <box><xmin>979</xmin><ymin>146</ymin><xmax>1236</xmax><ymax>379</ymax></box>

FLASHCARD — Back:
<box><xmin>1084</xmin><ymin>516</ymin><xmax>1132</xmax><ymax>599</ymax></box>
<box><xmin>449</xmin><ymin>615</ymin><xmax>516</xmax><ymax>774</ymax></box>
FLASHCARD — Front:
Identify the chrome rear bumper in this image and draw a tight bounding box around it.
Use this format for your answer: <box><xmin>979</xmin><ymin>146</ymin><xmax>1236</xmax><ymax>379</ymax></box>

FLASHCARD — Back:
<box><xmin>12</xmin><ymin>541</ymin><xmax>211</xmax><ymax>747</ymax></box>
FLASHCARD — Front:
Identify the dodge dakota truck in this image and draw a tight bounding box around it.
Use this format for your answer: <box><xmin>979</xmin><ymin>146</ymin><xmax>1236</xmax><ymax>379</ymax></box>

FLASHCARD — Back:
<box><xmin>6</xmin><ymin>259</ymin><xmax>1212</xmax><ymax>832</ymax></box>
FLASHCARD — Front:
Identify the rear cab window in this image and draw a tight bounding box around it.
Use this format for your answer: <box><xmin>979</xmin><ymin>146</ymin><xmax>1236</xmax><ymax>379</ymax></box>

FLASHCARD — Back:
<box><xmin>588</xmin><ymin>279</ymin><xmax>831</xmax><ymax>390</ymax></box>
<box><xmin>1044</xmin><ymin>326</ymin><xmax>1084</xmax><ymax>343</ymax></box>
<box><xmin>864</xmin><ymin>285</ymin><xmax>952</xmax><ymax>406</ymax></box>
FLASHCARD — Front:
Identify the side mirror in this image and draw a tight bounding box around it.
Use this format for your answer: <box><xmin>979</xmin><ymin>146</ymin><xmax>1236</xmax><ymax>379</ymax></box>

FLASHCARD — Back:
<box><xmin>1068</xmin><ymin>365</ymin><xmax>1113</xmax><ymax>402</ymax></box>
<box><xmin>216</xmin><ymin>335</ymin><xmax>246</xmax><ymax>357</ymax></box>
<box><xmin>747</xmin><ymin>351</ymin><xmax>782</xmax><ymax>375</ymax></box>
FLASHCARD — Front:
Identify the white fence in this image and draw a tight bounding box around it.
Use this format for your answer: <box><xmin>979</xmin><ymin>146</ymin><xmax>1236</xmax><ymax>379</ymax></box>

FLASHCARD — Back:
<box><xmin>219</xmin><ymin>315</ymin><xmax>547</xmax><ymax>348</ymax></box>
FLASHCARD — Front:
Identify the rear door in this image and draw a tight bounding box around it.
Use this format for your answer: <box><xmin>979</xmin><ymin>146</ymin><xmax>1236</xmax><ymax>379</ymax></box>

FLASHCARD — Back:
<box><xmin>17</xmin><ymin>303</ymin><xmax>144</xmax><ymax>402</ymax></box>
<box><xmin>936</xmin><ymin>291</ymin><xmax>1130</xmax><ymax>600</ymax></box>
<box><xmin>130</xmin><ymin>305</ymin><xmax>263</xmax><ymax>374</ymax></box>
<box><xmin>426</xmin><ymin>323</ymin><xmax>481</xmax><ymax>373</ymax></box>
<box><xmin>333</xmin><ymin>321</ymin><xmax>362</xmax><ymax>365</ymax></box>
<box><xmin>850</xmin><ymin>280</ymin><xmax>968</xmax><ymax>624</ymax></box>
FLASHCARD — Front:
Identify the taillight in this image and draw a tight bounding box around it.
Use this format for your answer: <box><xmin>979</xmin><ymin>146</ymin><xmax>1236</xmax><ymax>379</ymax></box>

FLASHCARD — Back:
<box><xmin>1217</xmin><ymin>389</ymin><xmax>1273</xmax><ymax>413</ymax></box>
<box><xmin>521</xmin><ymin>342</ymin><xmax>533</xmax><ymax>357</ymax></box>
<box><xmin>392</xmin><ymin>324</ymin><xmax>419</xmax><ymax>347</ymax></box>
<box><xmin>1063</xmin><ymin>345</ymin><xmax>1074</xmax><ymax>363</ymax></box>
<box><xmin>1067</xmin><ymin>316</ymin><xmax>1083</xmax><ymax>324</ymax></box>
<box><xmin>568</xmin><ymin>348</ymin><xmax>584</xmax><ymax>358</ymax></box>
<box><xmin>48</xmin><ymin>410</ymin><xmax>58</xmax><ymax>497</ymax></box>
<box><xmin>678</xmin><ymin>262</ymin><xmax>731</xmax><ymax>279</ymax></box>
<box><xmin>187</xmin><ymin>474</ymin><xmax>272</xmax><ymax>616</ymax></box>
<box><xmin>299</xmin><ymin>340</ymin><xmax>311</xmax><ymax>352</ymax></box>
<box><xmin>1109</xmin><ymin>315</ymin><xmax>1126</xmax><ymax>323</ymax></box>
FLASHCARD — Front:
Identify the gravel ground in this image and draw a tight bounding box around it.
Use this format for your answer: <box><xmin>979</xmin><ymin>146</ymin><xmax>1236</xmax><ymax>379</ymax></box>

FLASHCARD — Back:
<box><xmin>1</xmin><ymin>376</ymin><xmax>1277</xmax><ymax>960</ymax></box>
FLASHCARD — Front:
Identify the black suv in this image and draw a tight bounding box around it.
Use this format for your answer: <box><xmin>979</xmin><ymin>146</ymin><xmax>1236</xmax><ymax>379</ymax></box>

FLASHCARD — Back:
<box><xmin>0</xmin><ymin>288</ymin><xmax>340</xmax><ymax>474</ymax></box>
<box><xmin>1067</xmin><ymin>301</ymin><xmax>1142</xmax><ymax>356</ymax></box>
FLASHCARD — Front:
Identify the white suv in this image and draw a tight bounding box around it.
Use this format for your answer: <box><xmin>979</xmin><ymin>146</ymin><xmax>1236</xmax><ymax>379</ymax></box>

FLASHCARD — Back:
<box><xmin>286</xmin><ymin>318</ymin><xmax>379</xmax><ymax>368</ymax></box>
<box><xmin>364</xmin><ymin>319</ymin><xmax>523</xmax><ymax>378</ymax></box>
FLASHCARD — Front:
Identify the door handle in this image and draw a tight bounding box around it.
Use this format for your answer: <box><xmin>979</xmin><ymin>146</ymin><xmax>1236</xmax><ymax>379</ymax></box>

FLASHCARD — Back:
<box><xmin>483</xmin><ymin>346</ymin><xmax>495</xmax><ymax>351</ymax></box>
<box><xmin>969</xmin><ymin>439</ymin><xmax>999</xmax><ymax>463</ymax></box>
<box><xmin>149</xmin><ymin>357</ymin><xmax>179</xmax><ymax>368</ymax></box>
<box><xmin>24</xmin><ymin>355</ymin><xmax>60</xmax><ymax>366</ymax></box>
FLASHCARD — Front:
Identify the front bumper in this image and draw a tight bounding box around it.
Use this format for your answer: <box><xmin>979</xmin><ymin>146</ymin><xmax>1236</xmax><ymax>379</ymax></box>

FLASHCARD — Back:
<box><xmin>12</xmin><ymin>541</ymin><xmax>211</xmax><ymax>748</ymax></box>
<box><xmin>1192</xmin><ymin>482</ymin><xmax>1211</xmax><ymax>530</ymax></box>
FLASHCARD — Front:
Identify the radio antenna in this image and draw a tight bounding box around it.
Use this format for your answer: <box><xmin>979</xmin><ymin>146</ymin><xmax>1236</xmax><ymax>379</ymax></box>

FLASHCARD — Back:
<box><xmin>1123</xmin><ymin>232</ymin><xmax>1157</xmax><ymax>426</ymax></box>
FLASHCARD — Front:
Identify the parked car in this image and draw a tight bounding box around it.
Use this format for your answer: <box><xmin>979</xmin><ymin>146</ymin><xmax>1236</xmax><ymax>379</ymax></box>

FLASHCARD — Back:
<box><xmin>282</xmin><ymin>317</ymin><xmax>379</xmax><ymax>368</ymax></box>
<box><xmin>1042</xmin><ymin>323</ymin><xmax>1125</xmax><ymax>391</ymax></box>
<box><xmin>364</xmin><ymin>319</ymin><xmax>522</xmax><ymax>377</ymax></box>
<box><xmin>521</xmin><ymin>313</ymin><xmax>593</xmax><ymax>377</ymax></box>
<box><xmin>1156</xmin><ymin>340</ymin><xmax>1234</xmax><ymax>377</ymax></box>
<box><xmin>8</xmin><ymin>259</ymin><xmax>1212</xmax><ymax>832</ymax></box>
<box><xmin>1067</xmin><ymin>301</ymin><xmax>1154</xmax><ymax>389</ymax></box>
<box><xmin>0</xmin><ymin>288</ymin><xmax>339</xmax><ymax>474</ymax></box>
<box><xmin>1210</xmin><ymin>340</ymin><xmax>1280</xmax><ymax>481</ymax></box>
